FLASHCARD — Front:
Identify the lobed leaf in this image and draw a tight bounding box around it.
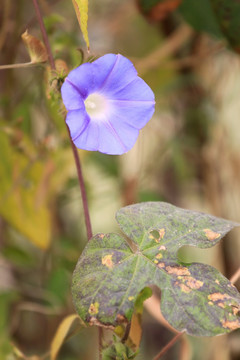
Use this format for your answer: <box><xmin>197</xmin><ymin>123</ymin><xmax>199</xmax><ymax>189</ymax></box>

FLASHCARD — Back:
<box><xmin>72</xmin><ymin>202</ymin><xmax>240</xmax><ymax>336</ymax></box>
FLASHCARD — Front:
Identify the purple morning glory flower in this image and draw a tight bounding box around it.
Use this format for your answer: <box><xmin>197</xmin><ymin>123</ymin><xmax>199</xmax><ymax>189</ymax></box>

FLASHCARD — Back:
<box><xmin>61</xmin><ymin>54</ymin><xmax>155</xmax><ymax>155</ymax></box>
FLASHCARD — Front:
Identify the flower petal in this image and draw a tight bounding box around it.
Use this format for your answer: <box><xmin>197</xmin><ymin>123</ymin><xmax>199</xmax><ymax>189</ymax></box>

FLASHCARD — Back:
<box><xmin>74</xmin><ymin>119</ymin><xmax>100</xmax><ymax>151</ymax></box>
<box><xmin>98</xmin><ymin>54</ymin><xmax>138</xmax><ymax>94</ymax></box>
<box><xmin>98</xmin><ymin>118</ymin><xmax>137</xmax><ymax>154</ymax></box>
<box><xmin>108</xmin><ymin>99</ymin><xmax>155</xmax><ymax>129</ymax></box>
<box><xmin>101</xmin><ymin>119</ymin><xmax>139</xmax><ymax>155</ymax></box>
<box><xmin>107</xmin><ymin>76</ymin><xmax>155</xmax><ymax>101</ymax></box>
<box><xmin>61</xmin><ymin>80</ymin><xmax>85</xmax><ymax>110</ymax></box>
<box><xmin>62</xmin><ymin>54</ymin><xmax>129</xmax><ymax>101</ymax></box>
<box><xmin>72</xmin><ymin>117</ymin><xmax>131</xmax><ymax>155</ymax></box>
<box><xmin>65</xmin><ymin>109</ymin><xmax>90</xmax><ymax>141</ymax></box>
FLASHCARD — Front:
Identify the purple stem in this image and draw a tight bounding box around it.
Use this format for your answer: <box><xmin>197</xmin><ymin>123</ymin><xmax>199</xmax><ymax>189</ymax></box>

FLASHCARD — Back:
<box><xmin>31</xmin><ymin>0</ymin><xmax>92</xmax><ymax>240</ymax></box>
<box><xmin>68</xmin><ymin>128</ymin><xmax>93</xmax><ymax>240</ymax></box>
<box><xmin>32</xmin><ymin>0</ymin><xmax>56</xmax><ymax>70</ymax></box>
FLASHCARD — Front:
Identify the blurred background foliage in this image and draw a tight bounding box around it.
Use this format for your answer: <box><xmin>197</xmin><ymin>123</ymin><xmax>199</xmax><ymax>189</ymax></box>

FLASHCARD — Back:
<box><xmin>0</xmin><ymin>0</ymin><xmax>240</xmax><ymax>359</ymax></box>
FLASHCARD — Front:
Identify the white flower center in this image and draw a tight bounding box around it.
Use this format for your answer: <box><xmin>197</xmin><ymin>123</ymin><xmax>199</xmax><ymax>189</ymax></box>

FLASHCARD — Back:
<box><xmin>84</xmin><ymin>93</ymin><xmax>107</xmax><ymax>119</ymax></box>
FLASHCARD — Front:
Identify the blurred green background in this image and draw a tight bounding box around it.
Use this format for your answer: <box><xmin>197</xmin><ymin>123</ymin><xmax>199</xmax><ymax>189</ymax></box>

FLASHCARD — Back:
<box><xmin>0</xmin><ymin>0</ymin><xmax>240</xmax><ymax>359</ymax></box>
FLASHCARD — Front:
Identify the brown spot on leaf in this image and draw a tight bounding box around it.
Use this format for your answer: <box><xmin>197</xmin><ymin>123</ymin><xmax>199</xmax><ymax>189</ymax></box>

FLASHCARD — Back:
<box><xmin>156</xmin><ymin>253</ymin><xmax>163</xmax><ymax>259</ymax></box>
<box><xmin>88</xmin><ymin>302</ymin><xmax>99</xmax><ymax>315</ymax></box>
<box><xmin>159</xmin><ymin>245</ymin><xmax>166</xmax><ymax>251</ymax></box>
<box><xmin>166</xmin><ymin>266</ymin><xmax>190</xmax><ymax>276</ymax></box>
<box><xmin>178</xmin><ymin>283</ymin><xmax>191</xmax><ymax>293</ymax></box>
<box><xmin>159</xmin><ymin>228</ymin><xmax>165</xmax><ymax>239</ymax></box>
<box><xmin>99</xmin><ymin>233</ymin><xmax>105</xmax><ymax>239</ymax></box>
<box><xmin>208</xmin><ymin>293</ymin><xmax>231</xmax><ymax>302</ymax></box>
<box><xmin>102</xmin><ymin>254</ymin><xmax>114</xmax><ymax>269</ymax></box>
<box><xmin>208</xmin><ymin>301</ymin><xmax>214</xmax><ymax>306</ymax></box>
<box><xmin>185</xmin><ymin>277</ymin><xmax>204</xmax><ymax>290</ymax></box>
<box><xmin>221</xmin><ymin>319</ymin><xmax>240</xmax><ymax>330</ymax></box>
<box><xmin>215</xmin><ymin>279</ymin><xmax>220</xmax><ymax>285</ymax></box>
<box><xmin>175</xmin><ymin>276</ymin><xmax>203</xmax><ymax>293</ymax></box>
<box><xmin>232</xmin><ymin>306</ymin><xmax>240</xmax><ymax>316</ymax></box>
<box><xmin>218</xmin><ymin>302</ymin><xmax>225</xmax><ymax>309</ymax></box>
<box><xmin>204</xmin><ymin>229</ymin><xmax>221</xmax><ymax>241</ymax></box>
<box><xmin>157</xmin><ymin>262</ymin><xmax>165</xmax><ymax>268</ymax></box>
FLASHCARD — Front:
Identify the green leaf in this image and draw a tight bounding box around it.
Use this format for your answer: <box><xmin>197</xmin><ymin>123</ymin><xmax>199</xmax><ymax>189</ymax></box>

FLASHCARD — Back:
<box><xmin>210</xmin><ymin>0</ymin><xmax>240</xmax><ymax>52</ymax></box>
<box><xmin>72</xmin><ymin>0</ymin><xmax>89</xmax><ymax>50</ymax></box>
<box><xmin>179</xmin><ymin>0</ymin><xmax>223</xmax><ymax>38</ymax></box>
<box><xmin>102</xmin><ymin>340</ymin><xmax>137</xmax><ymax>360</ymax></box>
<box><xmin>72</xmin><ymin>202</ymin><xmax>240</xmax><ymax>336</ymax></box>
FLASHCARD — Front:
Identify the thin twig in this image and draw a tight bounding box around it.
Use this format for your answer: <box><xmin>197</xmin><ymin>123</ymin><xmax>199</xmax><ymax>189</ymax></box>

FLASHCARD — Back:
<box><xmin>0</xmin><ymin>62</ymin><xmax>35</xmax><ymax>70</ymax></box>
<box><xmin>32</xmin><ymin>0</ymin><xmax>56</xmax><ymax>70</ymax></box>
<box><xmin>230</xmin><ymin>267</ymin><xmax>240</xmax><ymax>284</ymax></box>
<box><xmin>153</xmin><ymin>331</ymin><xmax>184</xmax><ymax>360</ymax></box>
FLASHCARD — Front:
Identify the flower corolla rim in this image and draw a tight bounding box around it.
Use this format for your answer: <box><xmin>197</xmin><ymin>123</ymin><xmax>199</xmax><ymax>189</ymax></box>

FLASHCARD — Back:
<box><xmin>61</xmin><ymin>53</ymin><xmax>155</xmax><ymax>155</ymax></box>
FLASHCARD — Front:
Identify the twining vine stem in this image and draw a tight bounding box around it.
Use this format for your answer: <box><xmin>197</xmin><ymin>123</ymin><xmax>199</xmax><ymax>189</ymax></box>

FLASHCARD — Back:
<box><xmin>68</xmin><ymin>128</ymin><xmax>93</xmax><ymax>240</ymax></box>
<box><xmin>31</xmin><ymin>0</ymin><xmax>98</xmax><ymax>357</ymax></box>
<box><xmin>31</xmin><ymin>0</ymin><xmax>92</xmax><ymax>241</ymax></box>
<box><xmin>32</xmin><ymin>0</ymin><xmax>55</xmax><ymax>70</ymax></box>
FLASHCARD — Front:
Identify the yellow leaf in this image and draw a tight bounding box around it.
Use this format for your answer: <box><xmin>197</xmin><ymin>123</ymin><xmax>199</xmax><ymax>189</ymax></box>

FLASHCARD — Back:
<box><xmin>127</xmin><ymin>313</ymin><xmax>142</xmax><ymax>351</ymax></box>
<box><xmin>50</xmin><ymin>314</ymin><xmax>82</xmax><ymax>360</ymax></box>
<box><xmin>0</xmin><ymin>132</ymin><xmax>51</xmax><ymax>250</ymax></box>
<box><xmin>0</xmin><ymin>130</ymin><xmax>76</xmax><ymax>250</ymax></box>
<box><xmin>72</xmin><ymin>0</ymin><xmax>90</xmax><ymax>50</ymax></box>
